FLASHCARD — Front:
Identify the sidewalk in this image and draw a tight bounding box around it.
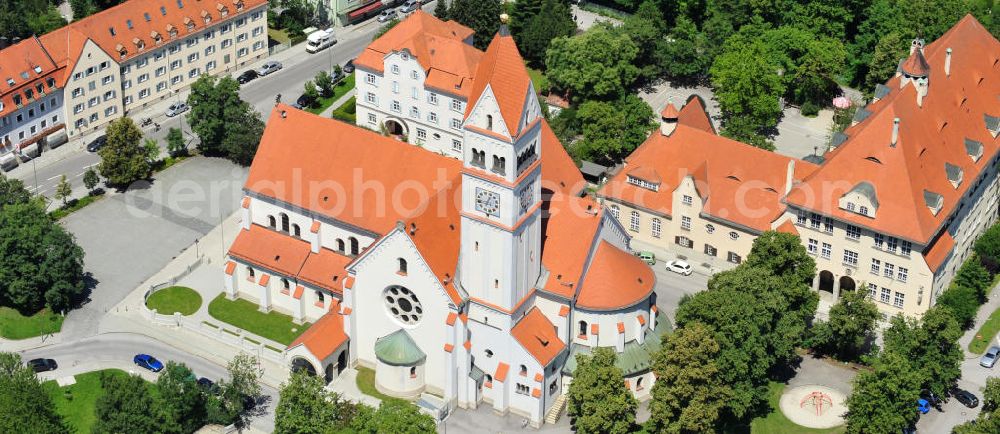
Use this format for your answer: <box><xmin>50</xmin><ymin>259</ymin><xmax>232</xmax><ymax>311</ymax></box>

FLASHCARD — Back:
<box><xmin>959</xmin><ymin>280</ymin><xmax>1000</xmax><ymax>358</ymax></box>
<box><xmin>318</xmin><ymin>88</ymin><xmax>357</xmax><ymax>118</ymax></box>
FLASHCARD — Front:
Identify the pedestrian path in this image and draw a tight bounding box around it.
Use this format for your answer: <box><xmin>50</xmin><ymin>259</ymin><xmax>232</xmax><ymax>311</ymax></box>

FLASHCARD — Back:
<box><xmin>959</xmin><ymin>280</ymin><xmax>1000</xmax><ymax>358</ymax></box>
<box><xmin>319</xmin><ymin>88</ymin><xmax>357</xmax><ymax>118</ymax></box>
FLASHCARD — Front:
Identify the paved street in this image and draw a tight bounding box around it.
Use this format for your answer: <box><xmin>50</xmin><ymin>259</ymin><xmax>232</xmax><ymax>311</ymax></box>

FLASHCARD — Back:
<box><xmin>21</xmin><ymin>332</ymin><xmax>279</xmax><ymax>433</ymax></box>
<box><xmin>649</xmin><ymin>255</ymin><xmax>711</xmax><ymax>324</ymax></box>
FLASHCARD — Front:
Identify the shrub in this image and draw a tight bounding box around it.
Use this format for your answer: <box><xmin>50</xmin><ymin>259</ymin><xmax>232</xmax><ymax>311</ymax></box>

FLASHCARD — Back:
<box><xmin>975</xmin><ymin>224</ymin><xmax>1000</xmax><ymax>274</ymax></box>
<box><xmin>800</xmin><ymin>101</ymin><xmax>820</xmax><ymax>117</ymax></box>
<box><xmin>954</xmin><ymin>255</ymin><xmax>993</xmax><ymax>301</ymax></box>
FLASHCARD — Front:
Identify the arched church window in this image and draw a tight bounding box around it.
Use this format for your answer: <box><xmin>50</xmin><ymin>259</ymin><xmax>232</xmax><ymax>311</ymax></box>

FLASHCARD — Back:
<box><xmin>383</xmin><ymin>285</ymin><xmax>423</xmax><ymax>325</ymax></box>
<box><xmin>350</xmin><ymin>237</ymin><xmax>359</xmax><ymax>255</ymax></box>
<box><xmin>246</xmin><ymin>266</ymin><xmax>255</xmax><ymax>279</ymax></box>
<box><xmin>281</xmin><ymin>213</ymin><xmax>290</xmax><ymax>232</ymax></box>
<box><xmin>281</xmin><ymin>278</ymin><xmax>290</xmax><ymax>290</ymax></box>
<box><xmin>268</xmin><ymin>215</ymin><xmax>276</xmax><ymax>228</ymax></box>
<box><xmin>316</xmin><ymin>291</ymin><xmax>325</xmax><ymax>303</ymax></box>
<box><xmin>485</xmin><ymin>349</ymin><xmax>494</xmax><ymax>358</ymax></box>
<box><xmin>409</xmin><ymin>366</ymin><xmax>417</xmax><ymax>378</ymax></box>
<box><xmin>337</xmin><ymin>239</ymin><xmax>345</xmax><ymax>252</ymax></box>
<box><xmin>578</xmin><ymin>320</ymin><xmax>587</xmax><ymax>337</ymax></box>
<box><xmin>292</xmin><ymin>224</ymin><xmax>300</xmax><ymax>237</ymax></box>
<box><xmin>398</xmin><ymin>258</ymin><xmax>407</xmax><ymax>274</ymax></box>
<box><xmin>519</xmin><ymin>365</ymin><xmax>527</xmax><ymax>376</ymax></box>
<box><xmin>486</xmin><ymin>114</ymin><xmax>493</xmax><ymax>131</ymax></box>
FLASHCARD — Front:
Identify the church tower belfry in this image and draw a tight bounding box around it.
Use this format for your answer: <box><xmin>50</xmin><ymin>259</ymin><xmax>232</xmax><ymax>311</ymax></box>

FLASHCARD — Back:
<box><xmin>458</xmin><ymin>15</ymin><xmax>544</xmax><ymax>312</ymax></box>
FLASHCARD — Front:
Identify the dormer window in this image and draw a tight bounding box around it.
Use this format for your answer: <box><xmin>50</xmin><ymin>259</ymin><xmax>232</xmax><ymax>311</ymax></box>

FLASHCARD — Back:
<box><xmin>24</xmin><ymin>89</ymin><xmax>32</xmax><ymax>101</ymax></box>
<box><xmin>234</xmin><ymin>0</ymin><xmax>244</xmax><ymax>11</ymax></box>
<box><xmin>924</xmin><ymin>190</ymin><xmax>944</xmax><ymax>215</ymax></box>
<box><xmin>46</xmin><ymin>78</ymin><xmax>55</xmax><ymax>89</ymax></box>
<box><xmin>626</xmin><ymin>175</ymin><xmax>659</xmax><ymax>192</ymax></box>
<box><xmin>217</xmin><ymin>3</ymin><xmax>229</xmax><ymax>16</ymax></box>
<box><xmin>151</xmin><ymin>31</ymin><xmax>162</xmax><ymax>44</ymax></box>
<box><xmin>965</xmin><ymin>138</ymin><xmax>984</xmax><ymax>162</ymax></box>
<box><xmin>986</xmin><ymin>114</ymin><xmax>1000</xmax><ymax>138</ymax></box>
<box><xmin>116</xmin><ymin>44</ymin><xmax>127</xmax><ymax>59</ymax></box>
<box><xmin>167</xmin><ymin>24</ymin><xmax>178</xmax><ymax>38</ymax></box>
<box><xmin>135</xmin><ymin>38</ymin><xmax>145</xmax><ymax>50</ymax></box>
<box><xmin>12</xmin><ymin>95</ymin><xmax>21</xmax><ymax>106</ymax></box>
<box><xmin>202</xmin><ymin>10</ymin><xmax>212</xmax><ymax>23</ymax></box>
<box><xmin>126</xmin><ymin>19</ymin><xmax>133</xmax><ymax>29</ymax></box>
<box><xmin>33</xmin><ymin>66</ymin><xmax>42</xmax><ymax>75</ymax></box>
<box><xmin>185</xmin><ymin>17</ymin><xmax>195</xmax><ymax>30</ymax></box>
<box><xmin>6</xmin><ymin>78</ymin><xmax>14</xmax><ymax>86</ymax></box>
<box><xmin>945</xmin><ymin>163</ymin><xmax>963</xmax><ymax>188</ymax></box>
<box><xmin>160</xmin><ymin>6</ymin><xmax>167</xmax><ymax>15</ymax></box>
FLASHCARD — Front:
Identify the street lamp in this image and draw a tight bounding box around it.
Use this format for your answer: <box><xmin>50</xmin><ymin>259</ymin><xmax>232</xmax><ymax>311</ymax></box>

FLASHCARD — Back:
<box><xmin>173</xmin><ymin>89</ymin><xmax>187</xmax><ymax>140</ymax></box>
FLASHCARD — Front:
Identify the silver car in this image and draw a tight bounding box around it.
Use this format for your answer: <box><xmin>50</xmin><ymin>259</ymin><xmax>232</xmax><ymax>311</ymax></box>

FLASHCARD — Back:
<box><xmin>257</xmin><ymin>61</ymin><xmax>283</xmax><ymax>76</ymax></box>
<box><xmin>981</xmin><ymin>346</ymin><xmax>1000</xmax><ymax>368</ymax></box>
<box><xmin>164</xmin><ymin>102</ymin><xmax>188</xmax><ymax>117</ymax></box>
<box><xmin>377</xmin><ymin>9</ymin><xmax>398</xmax><ymax>22</ymax></box>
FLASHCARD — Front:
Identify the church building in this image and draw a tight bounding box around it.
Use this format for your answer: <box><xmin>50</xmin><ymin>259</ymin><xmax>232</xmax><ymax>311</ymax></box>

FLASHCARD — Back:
<box><xmin>223</xmin><ymin>12</ymin><xmax>664</xmax><ymax>426</ymax></box>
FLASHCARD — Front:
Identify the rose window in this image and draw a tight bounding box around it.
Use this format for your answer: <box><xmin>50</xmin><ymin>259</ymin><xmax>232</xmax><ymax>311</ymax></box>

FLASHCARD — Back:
<box><xmin>383</xmin><ymin>286</ymin><xmax>423</xmax><ymax>325</ymax></box>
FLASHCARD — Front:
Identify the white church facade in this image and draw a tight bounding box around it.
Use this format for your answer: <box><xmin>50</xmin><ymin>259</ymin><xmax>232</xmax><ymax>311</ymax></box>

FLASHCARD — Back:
<box><xmin>222</xmin><ymin>13</ymin><xmax>666</xmax><ymax>426</ymax></box>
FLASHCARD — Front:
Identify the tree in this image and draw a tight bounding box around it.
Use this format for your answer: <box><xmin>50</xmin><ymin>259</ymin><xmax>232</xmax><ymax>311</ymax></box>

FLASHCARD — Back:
<box><xmin>143</xmin><ymin>138</ymin><xmax>161</xmax><ymax>164</ymax></box>
<box><xmin>433</xmin><ymin>0</ymin><xmax>449</xmax><ymax>20</ymax></box>
<box><xmin>166</xmin><ymin>127</ymin><xmax>187</xmax><ymax>157</ymax></box>
<box><xmin>220</xmin><ymin>353</ymin><xmax>263</xmax><ymax>429</ymax></box>
<box><xmin>936</xmin><ymin>285</ymin><xmax>980</xmax><ymax>329</ymax></box>
<box><xmin>574</xmin><ymin>95</ymin><xmax>655</xmax><ymax>164</ymax></box>
<box><xmin>83</xmin><ymin>168</ymin><xmax>101</xmax><ymax>193</ymax></box>
<box><xmin>303</xmin><ymin>80</ymin><xmax>320</xmax><ymax>107</ymax></box>
<box><xmin>648</xmin><ymin>323</ymin><xmax>730</xmax><ymax>433</ymax></box>
<box><xmin>158</xmin><ymin>362</ymin><xmax>206</xmax><ymax>434</ymax></box>
<box><xmin>187</xmin><ymin>75</ymin><xmax>244</xmax><ymax>155</ymax></box>
<box><xmin>975</xmin><ymin>223</ymin><xmax>1000</xmax><ymax>273</ymax></box>
<box><xmin>744</xmin><ymin>231</ymin><xmax>816</xmax><ymax>286</ymax></box>
<box><xmin>545</xmin><ymin>24</ymin><xmax>640</xmax><ymax>101</ymax></box>
<box><xmin>69</xmin><ymin>0</ymin><xmax>97</xmax><ymax>20</ymax></box>
<box><xmin>0</xmin><ymin>202</ymin><xmax>86</xmax><ymax>313</ymax></box>
<box><xmin>620</xmin><ymin>0</ymin><xmax>666</xmax><ymax>82</ymax></box>
<box><xmin>517</xmin><ymin>0</ymin><xmax>576</xmax><ymax>66</ymax></box>
<box><xmin>314</xmin><ymin>71</ymin><xmax>334</xmax><ymax>97</ymax></box>
<box><xmin>0</xmin><ymin>352</ymin><xmax>69</xmax><ymax>434</ymax></box>
<box><xmin>810</xmin><ymin>288</ymin><xmax>879</xmax><ymax>360</ymax></box>
<box><xmin>881</xmin><ymin>307</ymin><xmax>963</xmax><ymax>398</ymax></box>
<box><xmin>276</xmin><ymin>370</ymin><xmax>346</xmax><ymax>434</ymax></box>
<box><xmin>954</xmin><ymin>255</ymin><xmax>993</xmax><ymax>301</ymax></box>
<box><xmin>221</xmin><ymin>105</ymin><xmax>266</xmax><ymax>166</ymax></box>
<box><xmin>789</xmin><ymin>35</ymin><xmax>847</xmax><ymax>105</ymax></box>
<box><xmin>845</xmin><ymin>351</ymin><xmax>922</xmax><ymax>434</ymax></box>
<box><xmin>92</xmin><ymin>372</ymin><xmax>165</xmax><ymax>433</ymax></box>
<box><xmin>0</xmin><ymin>174</ymin><xmax>31</xmax><ymax>207</ymax></box>
<box><xmin>448</xmin><ymin>0</ymin><xmax>502</xmax><ymax>50</ymax></box>
<box><xmin>351</xmin><ymin>400</ymin><xmax>435</xmax><ymax>434</ymax></box>
<box><xmin>864</xmin><ymin>31</ymin><xmax>908</xmax><ymax>91</ymax></box>
<box><xmin>659</xmin><ymin>15</ymin><xmax>712</xmax><ymax>82</ymax></box>
<box><xmin>567</xmin><ymin>347</ymin><xmax>636</xmax><ymax>434</ymax></box>
<box><xmin>98</xmin><ymin>117</ymin><xmax>150</xmax><ymax>187</ymax></box>
<box><xmin>54</xmin><ymin>175</ymin><xmax>72</xmax><ymax>206</ymax></box>
<box><xmin>0</xmin><ymin>0</ymin><xmax>67</xmax><ymax>40</ymax></box>
<box><xmin>710</xmin><ymin>39</ymin><xmax>785</xmax><ymax>141</ymax></box>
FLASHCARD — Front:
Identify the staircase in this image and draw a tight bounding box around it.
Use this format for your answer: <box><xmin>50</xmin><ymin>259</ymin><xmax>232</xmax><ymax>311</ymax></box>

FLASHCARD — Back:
<box><xmin>545</xmin><ymin>393</ymin><xmax>568</xmax><ymax>424</ymax></box>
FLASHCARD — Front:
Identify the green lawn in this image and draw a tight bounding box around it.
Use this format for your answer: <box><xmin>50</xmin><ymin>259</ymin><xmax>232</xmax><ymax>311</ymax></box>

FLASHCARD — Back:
<box><xmin>0</xmin><ymin>307</ymin><xmax>64</xmax><ymax>339</ymax></box>
<box><xmin>307</xmin><ymin>74</ymin><xmax>356</xmax><ymax>115</ymax></box>
<box><xmin>41</xmin><ymin>369</ymin><xmax>157</xmax><ymax>433</ymax></box>
<box><xmin>969</xmin><ymin>305</ymin><xmax>1000</xmax><ymax>354</ymax></box>
<box><xmin>145</xmin><ymin>286</ymin><xmax>203</xmax><ymax>316</ymax></box>
<box><xmin>50</xmin><ymin>193</ymin><xmax>104</xmax><ymax>220</ymax></box>
<box><xmin>747</xmin><ymin>382</ymin><xmax>846</xmax><ymax>434</ymax></box>
<box><xmin>268</xmin><ymin>28</ymin><xmax>291</xmax><ymax>45</ymax></box>
<box><xmin>207</xmin><ymin>294</ymin><xmax>309</xmax><ymax>345</ymax></box>
<box><xmin>355</xmin><ymin>366</ymin><xmax>406</xmax><ymax>404</ymax></box>
<box><xmin>527</xmin><ymin>66</ymin><xmax>549</xmax><ymax>94</ymax></box>
<box><xmin>331</xmin><ymin>96</ymin><xmax>357</xmax><ymax>123</ymax></box>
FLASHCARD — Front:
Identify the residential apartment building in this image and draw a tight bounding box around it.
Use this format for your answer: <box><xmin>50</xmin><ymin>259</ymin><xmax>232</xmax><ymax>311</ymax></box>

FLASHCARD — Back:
<box><xmin>0</xmin><ymin>37</ymin><xmax>66</xmax><ymax>170</ymax></box>
<box><xmin>599</xmin><ymin>15</ymin><xmax>1000</xmax><ymax>318</ymax></box>
<box><xmin>0</xmin><ymin>0</ymin><xmax>268</xmax><ymax>149</ymax></box>
<box><xmin>354</xmin><ymin>11</ymin><xmax>481</xmax><ymax>159</ymax></box>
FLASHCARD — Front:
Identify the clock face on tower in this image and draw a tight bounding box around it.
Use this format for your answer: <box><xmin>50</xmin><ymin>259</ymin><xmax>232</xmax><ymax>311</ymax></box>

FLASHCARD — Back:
<box><xmin>475</xmin><ymin>187</ymin><xmax>501</xmax><ymax>217</ymax></box>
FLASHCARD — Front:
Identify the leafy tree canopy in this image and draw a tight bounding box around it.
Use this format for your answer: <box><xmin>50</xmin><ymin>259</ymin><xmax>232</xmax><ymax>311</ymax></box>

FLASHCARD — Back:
<box><xmin>573</xmin><ymin>94</ymin><xmax>655</xmax><ymax>164</ymax></box>
<box><xmin>157</xmin><ymin>362</ymin><xmax>206</xmax><ymax>434</ymax></box>
<box><xmin>545</xmin><ymin>23</ymin><xmax>640</xmax><ymax>101</ymax></box>
<box><xmin>448</xmin><ymin>0</ymin><xmax>502</xmax><ymax>50</ymax></box>
<box><xmin>0</xmin><ymin>352</ymin><xmax>69</xmax><ymax>433</ymax></box>
<box><xmin>0</xmin><ymin>0</ymin><xmax>66</xmax><ymax>39</ymax></box>
<box><xmin>0</xmin><ymin>174</ymin><xmax>32</xmax><ymax>207</ymax></box>
<box><xmin>567</xmin><ymin>347</ymin><xmax>637</xmax><ymax>434</ymax></box>
<box><xmin>98</xmin><ymin>117</ymin><xmax>150</xmax><ymax>187</ymax></box>
<box><xmin>351</xmin><ymin>400</ymin><xmax>436</xmax><ymax>434</ymax></box>
<box><xmin>92</xmin><ymin>372</ymin><xmax>166</xmax><ymax>434</ymax></box>
<box><xmin>649</xmin><ymin>322</ymin><xmax>730</xmax><ymax>433</ymax></box>
<box><xmin>845</xmin><ymin>351</ymin><xmax>923</xmax><ymax>434</ymax></box>
<box><xmin>276</xmin><ymin>370</ymin><xmax>356</xmax><ymax>434</ymax></box>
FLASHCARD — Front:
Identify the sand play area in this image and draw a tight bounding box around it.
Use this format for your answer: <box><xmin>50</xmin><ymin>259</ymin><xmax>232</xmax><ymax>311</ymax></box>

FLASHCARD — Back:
<box><xmin>779</xmin><ymin>384</ymin><xmax>848</xmax><ymax>429</ymax></box>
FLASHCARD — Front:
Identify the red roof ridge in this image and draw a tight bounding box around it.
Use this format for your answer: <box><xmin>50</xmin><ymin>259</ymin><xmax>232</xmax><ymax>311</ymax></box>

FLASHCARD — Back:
<box><xmin>511</xmin><ymin>307</ymin><xmax>565</xmax><ymax>366</ymax></box>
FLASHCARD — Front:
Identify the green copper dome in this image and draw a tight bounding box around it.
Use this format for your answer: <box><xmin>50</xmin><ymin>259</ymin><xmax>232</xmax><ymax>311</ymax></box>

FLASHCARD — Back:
<box><xmin>374</xmin><ymin>329</ymin><xmax>426</xmax><ymax>366</ymax></box>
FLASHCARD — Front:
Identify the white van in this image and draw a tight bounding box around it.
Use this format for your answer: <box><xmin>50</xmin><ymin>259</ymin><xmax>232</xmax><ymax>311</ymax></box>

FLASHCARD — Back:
<box><xmin>306</xmin><ymin>28</ymin><xmax>336</xmax><ymax>53</ymax></box>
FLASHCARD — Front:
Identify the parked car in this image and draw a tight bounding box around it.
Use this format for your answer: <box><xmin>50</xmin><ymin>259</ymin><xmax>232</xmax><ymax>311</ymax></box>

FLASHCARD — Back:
<box><xmin>257</xmin><ymin>60</ymin><xmax>283</xmax><ymax>76</ymax></box>
<box><xmin>133</xmin><ymin>354</ymin><xmax>164</xmax><ymax>372</ymax></box>
<box><xmin>666</xmin><ymin>259</ymin><xmax>693</xmax><ymax>276</ymax></box>
<box><xmin>377</xmin><ymin>9</ymin><xmax>398</xmax><ymax>22</ymax></box>
<box><xmin>164</xmin><ymin>102</ymin><xmax>189</xmax><ymax>117</ymax></box>
<box><xmin>197</xmin><ymin>377</ymin><xmax>220</xmax><ymax>394</ymax></box>
<box><xmin>86</xmin><ymin>135</ymin><xmax>107</xmax><ymax>152</ymax></box>
<box><xmin>399</xmin><ymin>0</ymin><xmax>420</xmax><ymax>13</ymax></box>
<box><xmin>292</xmin><ymin>93</ymin><xmax>316</xmax><ymax>110</ymax></box>
<box><xmin>27</xmin><ymin>358</ymin><xmax>58</xmax><ymax>373</ymax></box>
<box><xmin>237</xmin><ymin>69</ymin><xmax>259</xmax><ymax>84</ymax></box>
<box><xmin>306</xmin><ymin>28</ymin><xmax>337</xmax><ymax>53</ymax></box>
<box><xmin>916</xmin><ymin>398</ymin><xmax>930</xmax><ymax>414</ymax></box>
<box><xmin>343</xmin><ymin>59</ymin><xmax>355</xmax><ymax>74</ymax></box>
<box><xmin>634</xmin><ymin>251</ymin><xmax>655</xmax><ymax>265</ymax></box>
<box><xmin>980</xmin><ymin>345</ymin><xmax>1000</xmax><ymax>368</ymax></box>
<box><xmin>952</xmin><ymin>388</ymin><xmax>979</xmax><ymax>408</ymax></box>
<box><xmin>920</xmin><ymin>389</ymin><xmax>942</xmax><ymax>408</ymax></box>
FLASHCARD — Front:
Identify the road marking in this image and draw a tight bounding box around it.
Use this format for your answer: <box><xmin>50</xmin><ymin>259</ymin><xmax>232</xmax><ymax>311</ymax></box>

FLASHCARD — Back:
<box><xmin>47</xmin><ymin>174</ymin><xmax>62</xmax><ymax>181</ymax></box>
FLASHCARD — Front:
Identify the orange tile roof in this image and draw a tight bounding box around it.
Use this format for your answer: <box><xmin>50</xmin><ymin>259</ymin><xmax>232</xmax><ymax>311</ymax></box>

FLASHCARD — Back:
<box><xmin>531</xmin><ymin>388</ymin><xmax>541</xmax><ymax>398</ymax></box>
<box><xmin>590</xmin><ymin>323</ymin><xmax>599</xmax><ymax>334</ymax></box>
<box><xmin>344</xmin><ymin>276</ymin><xmax>355</xmax><ymax>289</ymax></box>
<box><xmin>287</xmin><ymin>310</ymin><xmax>347</xmax><ymax>359</ymax></box>
<box><xmin>511</xmin><ymin>307</ymin><xmax>565</xmax><ymax>366</ymax></box>
<box><xmin>241</xmin><ymin>197</ymin><xmax>250</xmax><ymax>208</ymax></box>
<box><xmin>446</xmin><ymin>312</ymin><xmax>458</xmax><ymax>325</ymax></box>
<box><xmin>444</xmin><ymin>343</ymin><xmax>454</xmax><ymax>353</ymax></box>
<box><xmin>660</xmin><ymin>102</ymin><xmax>680</xmax><ymax>119</ymax></box>
<box><xmin>776</xmin><ymin>219</ymin><xmax>799</xmax><ymax>236</ymax></box>
<box><xmin>540</xmin><ymin>194</ymin><xmax>604</xmax><ymax>299</ymax></box>
<box><xmin>599</xmin><ymin>99</ymin><xmax>817</xmax><ymax>231</ymax></box>
<box><xmin>310</xmin><ymin>220</ymin><xmax>320</xmax><ymax>233</ymax></box>
<box><xmin>494</xmin><ymin>362</ymin><xmax>510</xmax><ymax>382</ymax></box>
<box><xmin>901</xmin><ymin>50</ymin><xmax>931</xmax><ymax>76</ymax></box>
<box><xmin>924</xmin><ymin>231</ymin><xmax>955</xmax><ymax>272</ymax></box>
<box><xmin>677</xmin><ymin>95</ymin><xmax>715</xmax><ymax>134</ymax></box>
<box><xmin>459</xmin><ymin>313</ymin><xmax>468</xmax><ymax>323</ymax></box>
<box><xmin>258</xmin><ymin>274</ymin><xmax>269</xmax><ymax>286</ymax></box>
<box><xmin>463</xmin><ymin>340</ymin><xmax>472</xmax><ymax>351</ymax></box>
<box><xmin>465</xmin><ymin>30</ymin><xmax>533</xmax><ymax>137</ymax></box>
<box><xmin>246</xmin><ymin>106</ymin><xmax>463</xmax><ymax>235</ymax></box>
<box><xmin>297</xmin><ymin>247</ymin><xmax>351</xmax><ymax>295</ymax></box>
<box><xmin>0</xmin><ymin>37</ymin><xmax>63</xmax><ymax>116</ymax></box>
<box><xmin>229</xmin><ymin>224</ymin><xmax>311</xmax><ymax>278</ymax></box>
<box><xmin>576</xmin><ymin>241</ymin><xmax>655</xmax><ymax>311</ymax></box>
<box><xmin>617</xmin><ymin>322</ymin><xmax>625</xmax><ymax>333</ymax></box>
<box><xmin>293</xmin><ymin>285</ymin><xmax>304</xmax><ymax>300</ymax></box>
<box><xmin>534</xmin><ymin>372</ymin><xmax>543</xmax><ymax>382</ymax></box>
<box><xmin>402</xmin><ymin>176</ymin><xmax>464</xmax><ymax>306</ymax></box>
<box><xmin>355</xmin><ymin>10</ymin><xmax>480</xmax><ymax>97</ymax></box>
<box><xmin>558</xmin><ymin>305</ymin><xmax>570</xmax><ymax>317</ymax></box>
<box><xmin>46</xmin><ymin>0</ymin><xmax>266</xmax><ymax>66</ymax></box>
<box><xmin>224</xmin><ymin>261</ymin><xmax>236</xmax><ymax>275</ymax></box>
<box><xmin>539</xmin><ymin>118</ymin><xmax>586</xmax><ymax>196</ymax></box>
<box><xmin>786</xmin><ymin>15</ymin><xmax>1000</xmax><ymax>244</ymax></box>
<box><xmin>638</xmin><ymin>315</ymin><xmax>646</xmax><ymax>326</ymax></box>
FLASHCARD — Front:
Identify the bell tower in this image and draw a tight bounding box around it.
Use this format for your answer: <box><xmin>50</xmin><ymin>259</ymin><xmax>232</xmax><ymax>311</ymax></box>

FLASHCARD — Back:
<box><xmin>458</xmin><ymin>16</ymin><xmax>543</xmax><ymax>311</ymax></box>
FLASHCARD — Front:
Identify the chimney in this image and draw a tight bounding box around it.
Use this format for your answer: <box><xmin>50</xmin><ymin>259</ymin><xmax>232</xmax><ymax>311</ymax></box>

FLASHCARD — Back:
<box><xmin>910</xmin><ymin>38</ymin><xmax>924</xmax><ymax>55</ymax></box>
<box><xmin>891</xmin><ymin>118</ymin><xmax>900</xmax><ymax>147</ymax></box>
<box><xmin>917</xmin><ymin>81</ymin><xmax>926</xmax><ymax>107</ymax></box>
<box><xmin>784</xmin><ymin>160</ymin><xmax>795</xmax><ymax>195</ymax></box>
<box><xmin>659</xmin><ymin>103</ymin><xmax>680</xmax><ymax>137</ymax></box>
<box><xmin>945</xmin><ymin>48</ymin><xmax>952</xmax><ymax>77</ymax></box>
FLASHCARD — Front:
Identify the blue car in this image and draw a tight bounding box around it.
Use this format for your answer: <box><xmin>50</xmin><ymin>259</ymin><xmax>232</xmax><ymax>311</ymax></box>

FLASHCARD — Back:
<box><xmin>917</xmin><ymin>398</ymin><xmax>930</xmax><ymax>414</ymax></box>
<box><xmin>133</xmin><ymin>354</ymin><xmax>164</xmax><ymax>372</ymax></box>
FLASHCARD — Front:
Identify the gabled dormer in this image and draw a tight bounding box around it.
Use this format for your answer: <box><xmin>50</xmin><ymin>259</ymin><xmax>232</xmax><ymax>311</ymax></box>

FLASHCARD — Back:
<box><xmin>839</xmin><ymin>181</ymin><xmax>879</xmax><ymax>218</ymax></box>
